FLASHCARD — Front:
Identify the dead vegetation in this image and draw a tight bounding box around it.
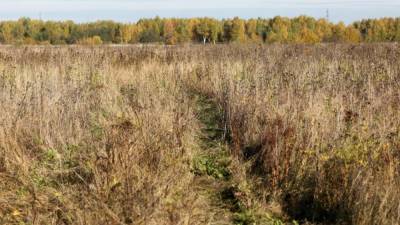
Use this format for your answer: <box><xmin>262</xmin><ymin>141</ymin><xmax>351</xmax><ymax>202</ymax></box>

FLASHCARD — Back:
<box><xmin>0</xmin><ymin>44</ymin><xmax>399</xmax><ymax>225</ymax></box>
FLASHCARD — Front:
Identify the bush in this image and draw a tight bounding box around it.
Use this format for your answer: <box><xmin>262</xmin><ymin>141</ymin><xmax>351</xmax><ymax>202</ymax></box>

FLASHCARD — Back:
<box><xmin>78</xmin><ymin>35</ymin><xmax>103</xmax><ymax>45</ymax></box>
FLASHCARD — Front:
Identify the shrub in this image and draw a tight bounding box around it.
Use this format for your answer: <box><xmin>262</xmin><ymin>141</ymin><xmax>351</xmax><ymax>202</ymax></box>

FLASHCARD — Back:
<box><xmin>78</xmin><ymin>35</ymin><xmax>103</xmax><ymax>45</ymax></box>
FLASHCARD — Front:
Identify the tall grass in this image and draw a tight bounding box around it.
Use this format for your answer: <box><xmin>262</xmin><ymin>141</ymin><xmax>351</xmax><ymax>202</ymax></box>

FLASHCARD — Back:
<box><xmin>0</xmin><ymin>44</ymin><xmax>399</xmax><ymax>224</ymax></box>
<box><xmin>184</xmin><ymin>44</ymin><xmax>400</xmax><ymax>224</ymax></box>
<box><xmin>0</xmin><ymin>46</ymin><xmax>210</xmax><ymax>224</ymax></box>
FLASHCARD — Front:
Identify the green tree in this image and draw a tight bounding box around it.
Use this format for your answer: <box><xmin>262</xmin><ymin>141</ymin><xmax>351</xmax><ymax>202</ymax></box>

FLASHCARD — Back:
<box><xmin>175</xmin><ymin>20</ymin><xmax>192</xmax><ymax>43</ymax></box>
<box><xmin>194</xmin><ymin>18</ymin><xmax>220</xmax><ymax>44</ymax></box>
<box><xmin>230</xmin><ymin>17</ymin><xmax>246</xmax><ymax>42</ymax></box>
<box><xmin>246</xmin><ymin>19</ymin><xmax>262</xmax><ymax>42</ymax></box>
<box><xmin>137</xmin><ymin>18</ymin><xmax>161</xmax><ymax>43</ymax></box>
<box><xmin>267</xmin><ymin>17</ymin><xmax>290</xmax><ymax>43</ymax></box>
<box><xmin>0</xmin><ymin>22</ymin><xmax>14</xmax><ymax>44</ymax></box>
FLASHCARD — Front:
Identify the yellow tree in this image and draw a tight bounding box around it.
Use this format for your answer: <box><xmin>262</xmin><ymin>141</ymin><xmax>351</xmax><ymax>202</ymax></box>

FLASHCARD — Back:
<box><xmin>230</xmin><ymin>17</ymin><xmax>246</xmax><ymax>42</ymax></box>
<box><xmin>0</xmin><ymin>22</ymin><xmax>15</xmax><ymax>44</ymax></box>
<box><xmin>299</xmin><ymin>27</ymin><xmax>320</xmax><ymax>43</ymax></box>
<box><xmin>195</xmin><ymin>18</ymin><xmax>220</xmax><ymax>44</ymax></box>
<box><xmin>267</xmin><ymin>17</ymin><xmax>289</xmax><ymax>43</ymax></box>
<box><xmin>330</xmin><ymin>22</ymin><xmax>346</xmax><ymax>42</ymax></box>
<box><xmin>315</xmin><ymin>19</ymin><xmax>333</xmax><ymax>42</ymax></box>
<box><xmin>246</xmin><ymin>19</ymin><xmax>262</xmax><ymax>42</ymax></box>
<box><xmin>344</xmin><ymin>26</ymin><xmax>361</xmax><ymax>43</ymax></box>
<box><xmin>395</xmin><ymin>18</ymin><xmax>400</xmax><ymax>41</ymax></box>
<box><xmin>175</xmin><ymin>19</ymin><xmax>192</xmax><ymax>43</ymax></box>
<box><xmin>163</xmin><ymin>19</ymin><xmax>177</xmax><ymax>45</ymax></box>
<box><xmin>120</xmin><ymin>24</ymin><xmax>133</xmax><ymax>44</ymax></box>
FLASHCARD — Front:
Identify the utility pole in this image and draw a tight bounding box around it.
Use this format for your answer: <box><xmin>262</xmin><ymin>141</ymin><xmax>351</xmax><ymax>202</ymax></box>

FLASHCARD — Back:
<box><xmin>326</xmin><ymin>9</ymin><xmax>330</xmax><ymax>21</ymax></box>
<box><xmin>39</xmin><ymin>12</ymin><xmax>42</xmax><ymax>20</ymax></box>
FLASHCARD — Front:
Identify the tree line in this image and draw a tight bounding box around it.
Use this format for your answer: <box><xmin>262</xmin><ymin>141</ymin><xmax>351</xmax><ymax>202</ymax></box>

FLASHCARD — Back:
<box><xmin>0</xmin><ymin>16</ymin><xmax>400</xmax><ymax>45</ymax></box>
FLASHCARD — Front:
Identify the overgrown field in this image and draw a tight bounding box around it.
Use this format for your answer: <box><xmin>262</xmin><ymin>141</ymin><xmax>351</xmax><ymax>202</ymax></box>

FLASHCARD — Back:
<box><xmin>0</xmin><ymin>44</ymin><xmax>399</xmax><ymax>225</ymax></box>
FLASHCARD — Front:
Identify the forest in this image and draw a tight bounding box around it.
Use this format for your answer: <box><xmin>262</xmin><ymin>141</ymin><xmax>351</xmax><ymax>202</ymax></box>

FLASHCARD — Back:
<box><xmin>0</xmin><ymin>16</ymin><xmax>400</xmax><ymax>45</ymax></box>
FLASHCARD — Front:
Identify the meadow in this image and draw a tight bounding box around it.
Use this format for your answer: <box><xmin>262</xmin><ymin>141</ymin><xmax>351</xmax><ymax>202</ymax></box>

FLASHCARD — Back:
<box><xmin>0</xmin><ymin>44</ymin><xmax>399</xmax><ymax>225</ymax></box>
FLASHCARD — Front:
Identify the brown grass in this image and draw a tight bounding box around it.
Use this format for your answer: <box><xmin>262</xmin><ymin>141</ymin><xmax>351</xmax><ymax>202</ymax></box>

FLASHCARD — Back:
<box><xmin>0</xmin><ymin>44</ymin><xmax>399</xmax><ymax>225</ymax></box>
<box><xmin>0</xmin><ymin>46</ymin><xmax>209</xmax><ymax>224</ymax></box>
<box><xmin>184</xmin><ymin>44</ymin><xmax>400</xmax><ymax>225</ymax></box>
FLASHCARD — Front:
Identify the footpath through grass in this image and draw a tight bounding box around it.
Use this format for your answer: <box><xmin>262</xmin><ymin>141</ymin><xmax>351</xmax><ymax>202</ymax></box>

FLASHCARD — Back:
<box><xmin>190</xmin><ymin>92</ymin><xmax>288</xmax><ymax>225</ymax></box>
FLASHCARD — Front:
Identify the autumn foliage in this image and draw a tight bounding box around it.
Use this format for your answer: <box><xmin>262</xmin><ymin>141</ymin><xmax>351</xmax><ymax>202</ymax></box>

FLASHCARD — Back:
<box><xmin>1</xmin><ymin>16</ymin><xmax>400</xmax><ymax>45</ymax></box>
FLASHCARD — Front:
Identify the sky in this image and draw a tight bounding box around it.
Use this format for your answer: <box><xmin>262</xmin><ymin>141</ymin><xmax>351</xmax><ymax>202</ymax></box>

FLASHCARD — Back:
<box><xmin>0</xmin><ymin>0</ymin><xmax>399</xmax><ymax>24</ymax></box>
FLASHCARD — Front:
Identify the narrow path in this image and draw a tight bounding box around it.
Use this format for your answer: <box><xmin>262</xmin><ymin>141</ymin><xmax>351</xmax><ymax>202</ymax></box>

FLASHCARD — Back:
<box><xmin>190</xmin><ymin>92</ymin><xmax>286</xmax><ymax>225</ymax></box>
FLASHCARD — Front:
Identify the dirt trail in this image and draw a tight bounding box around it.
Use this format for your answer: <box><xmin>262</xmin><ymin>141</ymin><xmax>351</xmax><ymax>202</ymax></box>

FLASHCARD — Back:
<box><xmin>190</xmin><ymin>93</ymin><xmax>286</xmax><ymax>225</ymax></box>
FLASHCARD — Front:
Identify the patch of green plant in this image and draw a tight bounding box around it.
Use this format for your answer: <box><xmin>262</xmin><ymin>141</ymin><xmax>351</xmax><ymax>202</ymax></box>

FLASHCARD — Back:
<box><xmin>90</xmin><ymin>121</ymin><xmax>104</xmax><ymax>140</ymax></box>
<box><xmin>233</xmin><ymin>210</ymin><xmax>256</xmax><ymax>225</ymax></box>
<box><xmin>192</xmin><ymin>154</ymin><xmax>231</xmax><ymax>180</ymax></box>
<box><xmin>15</xmin><ymin>187</ymin><xmax>29</xmax><ymax>197</ymax></box>
<box><xmin>31</xmin><ymin>171</ymin><xmax>51</xmax><ymax>189</ymax></box>
<box><xmin>62</xmin><ymin>144</ymin><xmax>82</xmax><ymax>168</ymax></box>
<box><xmin>38</xmin><ymin>148</ymin><xmax>60</xmax><ymax>169</ymax></box>
<box><xmin>331</xmin><ymin>135</ymin><xmax>380</xmax><ymax>166</ymax></box>
<box><xmin>44</xmin><ymin>148</ymin><xmax>57</xmax><ymax>162</ymax></box>
<box><xmin>89</xmin><ymin>72</ymin><xmax>104</xmax><ymax>90</ymax></box>
<box><xmin>234</xmin><ymin>210</ymin><xmax>287</xmax><ymax>225</ymax></box>
<box><xmin>195</xmin><ymin>93</ymin><xmax>227</xmax><ymax>142</ymax></box>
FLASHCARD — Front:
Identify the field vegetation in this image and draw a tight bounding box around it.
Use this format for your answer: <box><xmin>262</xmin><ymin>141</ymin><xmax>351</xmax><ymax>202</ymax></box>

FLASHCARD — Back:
<box><xmin>0</xmin><ymin>44</ymin><xmax>399</xmax><ymax>224</ymax></box>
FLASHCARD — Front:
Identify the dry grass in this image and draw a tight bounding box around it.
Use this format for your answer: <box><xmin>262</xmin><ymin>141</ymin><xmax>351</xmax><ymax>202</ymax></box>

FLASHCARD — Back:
<box><xmin>184</xmin><ymin>44</ymin><xmax>400</xmax><ymax>225</ymax></box>
<box><xmin>0</xmin><ymin>46</ymin><xmax>210</xmax><ymax>224</ymax></box>
<box><xmin>0</xmin><ymin>44</ymin><xmax>399</xmax><ymax>225</ymax></box>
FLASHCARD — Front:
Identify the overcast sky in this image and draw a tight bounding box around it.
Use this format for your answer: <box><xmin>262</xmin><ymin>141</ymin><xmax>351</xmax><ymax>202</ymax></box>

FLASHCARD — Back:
<box><xmin>0</xmin><ymin>0</ymin><xmax>399</xmax><ymax>23</ymax></box>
